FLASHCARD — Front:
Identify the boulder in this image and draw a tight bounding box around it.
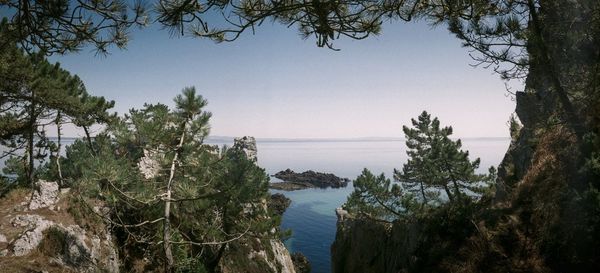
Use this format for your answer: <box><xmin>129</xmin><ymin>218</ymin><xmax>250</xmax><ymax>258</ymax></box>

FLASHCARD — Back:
<box><xmin>28</xmin><ymin>180</ymin><xmax>59</xmax><ymax>210</ymax></box>
<box><xmin>10</xmin><ymin>214</ymin><xmax>54</xmax><ymax>256</ymax></box>
<box><xmin>233</xmin><ymin>136</ymin><xmax>258</xmax><ymax>161</ymax></box>
<box><xmin>138</xmin><ymin>149</ymin><xmax>163</xmax><ymax>179</ymax></box>
<box><xmin>268</xmin><ymin>193</ymin><xmax>291</xmax><ymax>215</ymax></box>
<box><xmin>8</xmin><ymin>213</ymin><xmax>119</xmax><ymax>272</ymax></box>
<box><xmin>291</xmin><ymin>252</ymin><xmax>311</xmax><ymax>273</ymax></box>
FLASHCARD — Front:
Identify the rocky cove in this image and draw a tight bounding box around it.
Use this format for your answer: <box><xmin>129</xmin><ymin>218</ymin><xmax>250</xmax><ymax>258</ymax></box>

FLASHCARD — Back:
<box><xmin>0</xmin><ymin>136</ymin><xmax>511</xmax><ymax>273</ymax></box>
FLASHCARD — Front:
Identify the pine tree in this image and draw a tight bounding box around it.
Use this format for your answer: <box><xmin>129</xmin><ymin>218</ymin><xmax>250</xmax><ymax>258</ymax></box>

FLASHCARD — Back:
<box><xmin>1</xmin><ymin>25</ymin><xmax>115</xmax><ymax>188</ymax></box>
<box><xmin>64</xmin><ymin>87</ymin><xmax>274</xmax><ymax>272</ymax></box>
<box><xmin>345</xmin><ymin>169</ymin><xmax>417</xmax><ymax>222</ymax></box>
<box><xmin>345</xmin><ymin>111</ymin><xmax>495</xmax><ymax>222</ymax></box>
<box><xmin>395</xmin><ymin>111</ymin><xmax>491</xmax><ymax>204</ymax></box>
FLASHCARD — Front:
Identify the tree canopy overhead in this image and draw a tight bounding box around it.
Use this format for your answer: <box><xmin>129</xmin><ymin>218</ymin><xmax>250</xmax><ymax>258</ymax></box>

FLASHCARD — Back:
<box><xmin>0</xmin><ymin>0</ymin><xmax>549</xmax><ymax>75</ymax></box>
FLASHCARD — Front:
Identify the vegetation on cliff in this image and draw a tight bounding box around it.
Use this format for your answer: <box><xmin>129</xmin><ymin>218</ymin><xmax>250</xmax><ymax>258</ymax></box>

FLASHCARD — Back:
<box><xmin>0</xmin><ymin>39</ymin><xmax>293</xmax><ymax>272</ymax></box>
<box><xmin>333</xmin><ymin>0</ymin><xmax>600</xmax><ymax>270</ymax></box>
<box><xmin>2</xmin><ymin>0</ymin><xmax>600</xmax><ymax>272</ymax></box>
<box><xmin>345</xmin><ymin>111</ymin><xmax>496</xmax><ymax>222</ymax></box>
<box><xmin>0</xmin><ymin>20</ymin><xmax>115</xmax><ymax>191</ymax></box>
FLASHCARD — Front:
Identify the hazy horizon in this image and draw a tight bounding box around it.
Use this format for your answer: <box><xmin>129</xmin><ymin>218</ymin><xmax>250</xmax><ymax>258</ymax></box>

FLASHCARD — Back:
<box><xmin>51</xmin><ymin>135</ymin><xmax>510</xmax><ymax>141</ymax></box>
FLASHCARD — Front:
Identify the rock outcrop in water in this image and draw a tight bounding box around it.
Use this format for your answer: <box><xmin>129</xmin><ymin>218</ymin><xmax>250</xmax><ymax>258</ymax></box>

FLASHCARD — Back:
<box><xmin>268</xmin><ymin>193</ymin><xmax>292</xmax><ymax>215</ymax></box>
<box><xmin>270</xmin><ymin>169</ymin><xmax>349</xmax><ymax>190</ymax></box>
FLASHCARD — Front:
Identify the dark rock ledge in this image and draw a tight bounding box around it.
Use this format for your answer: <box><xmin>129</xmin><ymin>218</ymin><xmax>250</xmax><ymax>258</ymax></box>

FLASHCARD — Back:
<box><xmin>269</xmin><ymin>169</ymin><xmax>350</xmax><ymax>191</ymax></box>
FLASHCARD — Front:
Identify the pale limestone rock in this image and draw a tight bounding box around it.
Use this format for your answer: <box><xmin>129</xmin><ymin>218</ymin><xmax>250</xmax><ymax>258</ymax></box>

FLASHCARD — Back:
<box><xmin>28</xmin><ymin>180</ymin><xmax>59</xmax><ymax>210</ymax></box>
<box><xmin>11</xmin><ymin>214</ymin><xmax>54</xmax><ymax>256</ymax></box>
<box><xmin>270</xmin><ymin>239</ymin><xmax>296</xmax><ymax>273</ymax></box>
<box><xmin>7</xmin><ymin>214</ymin><xmax>119</xmax><ymax>272</ymax></box>
<box><xmin>335</xmin><ymin>207</ymin><xmax>350</xmax><ymax>222</ymax></box>
<box><xmin>233</xmin><ymin>136</ymin><xmax>257</xmax><ymax>161</ymax></box>
<box><xmin>138</xmin><ymin>149</ymin><xmax>163</xmax><ymax>179</ymax></box>
<box><xmin>244</xmin><ymin>239</ymin><xmax>296</xmax><ymax>273</ymax></box>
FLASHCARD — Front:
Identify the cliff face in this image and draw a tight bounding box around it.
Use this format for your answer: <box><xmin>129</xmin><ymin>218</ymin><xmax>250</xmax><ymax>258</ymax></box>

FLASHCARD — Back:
<box><xmin>218</xmin><ymin>237</ymin><xmax>296</xmax><ymax>273</ymax></box>
<box><xmin>218</xmin><ymin>136</ymin><xmax>297</xmax><ymax>273</ymax></box>
<box><xmin>0</xmin><ymin>181</ymin><xmax>119</xmax><ymax>273</ymax></box>
<box><xmin>0</xmin><ymin>136</ymin><xmax>297</xmax><ymax>273</ymax></box>
<box><xmin>332</xmin><ymin>2</ymin><xmax>600</xmax><ymax>272</ymax></box>
<box><xmin>331</xmin><ymin>217</ymin><xmax>420</xmax><ymax>273</ymax></box>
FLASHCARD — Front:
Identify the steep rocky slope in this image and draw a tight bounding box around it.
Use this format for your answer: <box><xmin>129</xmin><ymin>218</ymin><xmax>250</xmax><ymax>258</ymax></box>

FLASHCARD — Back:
<box><xmin>0</xmin><ymin>136</ymin><xmax>298</xmax><ymax>273</ymax></box>
<box><xmin>0</xmin><ymin>181</ymin><xmax>119</xmax><ymax>273</ymax></box>
<box><xmin>217</xmin><ymin>137</ymin><xmax>297</xmax><ymax>273</ymax></box>
<box><xmin>332</xmin><ymin>2</ymin><xmax>600</xmax><ymax>271</ymax></box>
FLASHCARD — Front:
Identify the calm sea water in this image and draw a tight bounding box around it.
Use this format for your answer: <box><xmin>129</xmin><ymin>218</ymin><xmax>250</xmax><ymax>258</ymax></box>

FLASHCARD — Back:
<box><xmin>255</xmin><ymin>138</ymin><xmax>510</xmax><ymax>273</ymax></box>
<box><xmin>1</xmin><ymin>137</ymin><xmax>510</xmax><ymax>273</ymax></box>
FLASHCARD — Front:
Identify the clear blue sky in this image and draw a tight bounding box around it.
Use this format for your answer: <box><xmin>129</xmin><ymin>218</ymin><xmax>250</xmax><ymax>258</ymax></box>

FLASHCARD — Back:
<box><xmin>50</xmin><ymin>20</ymin><xmax>518</xmax><ymax>139</ymax></box>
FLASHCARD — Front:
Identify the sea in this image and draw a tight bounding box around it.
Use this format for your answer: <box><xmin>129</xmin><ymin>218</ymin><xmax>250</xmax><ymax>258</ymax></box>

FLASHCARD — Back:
<box><xmin>214</xmin><ymin>137</ymin><xmax>511</xmax><ymax>273</ymax></box>
<box><xmin>1</xmin><ymin>137</ymin><xmax>511</xmax><ymax>273</ymax></box>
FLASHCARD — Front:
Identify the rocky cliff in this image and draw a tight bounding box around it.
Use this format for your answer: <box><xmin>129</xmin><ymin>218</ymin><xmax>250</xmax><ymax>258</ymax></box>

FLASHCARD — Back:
<box><xmin>331</xmin><ymin>2</ymin><xmax>600</xmax><ymax>271</ymax></box>
<box><xmin>332</xmin><ymin>216</ymin><xmax>421</xmax><ymax>273</ymax></box>
<box><xmin>218</xmin><ymin>136</ymin><xmax>297</xmax><ymax>273</ymax></box>
<box><xmin>0</xmin><ymin>136</ymin><xmax>298</xmax><ymax>273</ymax></box>
<box><xmin>0</xmin><ymin>181</ymin><xmax>119</xmax><ymax>273</ymax></box>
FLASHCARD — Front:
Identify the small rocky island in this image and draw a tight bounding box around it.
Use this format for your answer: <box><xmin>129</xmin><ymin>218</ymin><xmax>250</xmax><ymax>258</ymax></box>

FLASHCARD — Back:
<box><xmin>269</xmin><ymin>169</ymin><xmax>350</xmax><ymax>191</ymax></box>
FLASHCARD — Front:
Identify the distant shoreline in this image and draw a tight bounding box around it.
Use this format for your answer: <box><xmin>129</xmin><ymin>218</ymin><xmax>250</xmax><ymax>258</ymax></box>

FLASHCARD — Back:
<box><xmin>48</xmin><ymin>136</ymin><xmax>510</xmax><ymax>143</ymax></box>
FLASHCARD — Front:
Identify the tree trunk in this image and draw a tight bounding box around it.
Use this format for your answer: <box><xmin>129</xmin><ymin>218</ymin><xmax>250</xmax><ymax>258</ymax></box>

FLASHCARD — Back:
<box><xmin>443</xmin><ymin>185</ymin><xmax>454</xmax><ymax>203</ymax></box>
<box><xmin>419</xmin><ymin>181</ymin><xmax>428</xmax><ymax>206</ymax></box>
<box><xmin>82</xmin><ymin>125</ymin><xmax>96</xmax><ymax>156</ymax></box>
<box><xmin>55</xmin><ymin>112</ymin><xmax>63</xmax><ymax>187</ymax></box>
<box><xmin>207</xmin><ymin>204</ymin><xmax>230</xmax><ymax>272</ymax></box>
<box><xmin>163</xmin><ymin>194</ymin><xmax>174</xmax><ymax>273</ymax></box>
<box><xmin>452</xmin><ymin>180</ymin><xmax>461</xmax><ymax>200</ymax></box>
<box><xmin>27</xmin><ymin>89</ymin><xmax>35</xmax><ymax>187</ymax></box>
<box><xmin>527</xmin><ymin>0</ymin><xmax>584</xmax><ymax>139</ymax></box>
<box><xmin>164</xmin><ymin>126</ymin><xmax>187</xmax><ymax>273</ymax></box>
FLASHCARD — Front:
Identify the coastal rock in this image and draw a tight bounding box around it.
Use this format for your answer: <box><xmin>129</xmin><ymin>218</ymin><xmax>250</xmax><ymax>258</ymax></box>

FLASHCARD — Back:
<box><xmin>291</xmin><ymin>252</ymin><xmax>311</xmax><ymax>273</ymax></box>
<box><xmin>271</xmin><ymin>169</ymin><xmax>349</xmax><ymax>190</ymax></box>
<box><xmin>331</xmin><ymin>217</ymin><xmax>420</xmax><ymax>273</ymax></box>
<box><xmin>217</xmin><ymin>136</ymin><xmax>297</xmax><ymax>273</ymax></box>
<box><xmin>269</xmin><ymin>239</ymin><xmax>296</xmax><ymax>273</ymax></box>
<box><xmin>137</xmin><ymin>149</ymin><xmax>163</xmax><ymax>179</ymax></box>
<box><xmin>10</xmin><ymin>214</ymin><xmax>54</xmax><ymax>256</ymax></box>
<box><xmin>0</xmin><ymin>182</ymin><xmax>119</xmax><ymax>272</ymax></box>
<box><xmin>6</xmin><ymin>213</ymin><xmax>119</xmax><ymax>272</ymax></box>
<box><xmin>220</xmin><ymin>237</ymin><xmax>297</xmax><ymax>273</ymax></box>
<box><xmin>335</xmin><ymin>207</ymin><xmax>350</xmax><ymax>222</ymax></box>
<box><xmin>233</xmin><ymin>136</ymin><xmax>258</xmax><ymax>161</ymax></box>
<box><xmin>28</xmin><ymin>180</ymin><xmax>59</xmax><ymax>210</ymax></box>
<box><xmin>268</xmin><ymin>193</ymin><xmax>291</xmax><ymax>216</ymax></box>
<box><xmin>268</xmin><ymin>181</ymin><xmax>315</xmax><ymax>191</ymax></box>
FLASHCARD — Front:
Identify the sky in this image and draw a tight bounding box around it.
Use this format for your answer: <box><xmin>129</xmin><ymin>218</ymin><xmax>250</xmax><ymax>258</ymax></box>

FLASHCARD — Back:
<box><xmin>49</xmin><ymin>19</ymin><xmax>519</xmax><ymax>139</ymax></box>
